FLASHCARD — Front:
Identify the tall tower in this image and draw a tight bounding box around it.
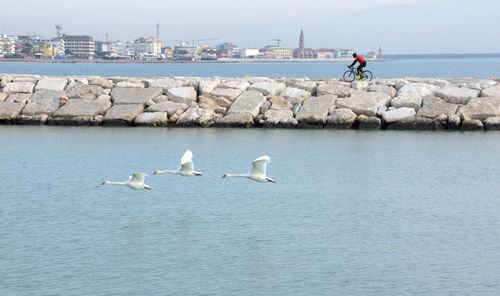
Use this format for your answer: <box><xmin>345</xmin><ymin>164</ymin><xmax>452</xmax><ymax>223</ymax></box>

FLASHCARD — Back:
<box><xmin>299</xmin><ymin>29</ymin><xmax>304</xmax><ymax>49</ymax></box>
<box><xmin>55</xmin><ymin>24</ymin><xmax>63</xmax><ymax>38</ymax></box>
<box><xmin>156</xmin><ymin>20</ymin><xmax>160</xmax><ymax>41</ymax></box>
<box><xmin>378</xmin><ymin>44</ymin><xmax>383</xmax><ymax>59</ymax></box>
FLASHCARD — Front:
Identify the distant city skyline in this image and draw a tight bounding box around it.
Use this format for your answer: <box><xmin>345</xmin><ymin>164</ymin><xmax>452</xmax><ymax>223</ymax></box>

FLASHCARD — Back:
<box><xmin>1</xmin><ymin>0</ymin><xmax>499</xmax><ymax>54</ymax></box>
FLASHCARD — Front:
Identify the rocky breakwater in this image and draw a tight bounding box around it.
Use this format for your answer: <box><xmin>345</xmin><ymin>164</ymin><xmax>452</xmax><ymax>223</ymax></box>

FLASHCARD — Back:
<box><xmin>1</xmin><ymin>74</ymin><xmax>500</xmax><ymax>130</ymax></box>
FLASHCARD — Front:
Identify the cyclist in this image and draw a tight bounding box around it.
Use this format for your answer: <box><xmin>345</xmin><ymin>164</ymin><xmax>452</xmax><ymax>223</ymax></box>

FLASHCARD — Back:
<box><xmin>349</xmin><ymin>53</ymin><xmax>367</xmax><ymax>79</ymax></box>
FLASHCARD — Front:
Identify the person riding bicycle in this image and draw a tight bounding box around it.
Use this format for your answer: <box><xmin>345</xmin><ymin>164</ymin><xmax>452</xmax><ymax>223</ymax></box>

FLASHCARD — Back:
<box><xmin>349</xmin><ymin>53</ymin><xmax>367</xmax><ymax>79</ymax></box>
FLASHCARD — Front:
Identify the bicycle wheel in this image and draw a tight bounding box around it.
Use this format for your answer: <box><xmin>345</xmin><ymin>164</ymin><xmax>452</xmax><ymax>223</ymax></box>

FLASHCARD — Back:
<box><xmin>361</xmin><ymin>71</ymin><xmax>373</xmax><ymax>81</ymax></box>
<box><xmin>343</xmin><ymin>70</ymin><xmax>356</xmax><ymax>82</ymax></box>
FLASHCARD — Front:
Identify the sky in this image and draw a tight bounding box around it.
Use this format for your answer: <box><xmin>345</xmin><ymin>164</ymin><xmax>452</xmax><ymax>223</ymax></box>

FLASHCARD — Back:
<box><xmin>1</xmin><ymin>0</ymin><xmax>499</xmax><ymax>54</ymax></box>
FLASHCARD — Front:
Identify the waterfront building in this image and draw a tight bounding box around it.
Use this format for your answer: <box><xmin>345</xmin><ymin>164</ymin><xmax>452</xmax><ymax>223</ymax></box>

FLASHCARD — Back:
<box><xmin>240</xmin><ymin>48</ymin><xmax>260</xmax><ymax>58</ymax></box>
<box><xmin>268</xmin><ymin>46</ymin><xmax>293</xmax><ymax>59</ymax></box>
<box><xmin>94</xmin><ymin>41</ymin><xmax>110</xmax><ymax>57</ymax></box>
<box><xmin>216</xmin><ymin>43</ymin><xmax>239</xmax><ymax>58</ymax></box>
<box><xmin>293</xmin><ymin>29</ymin><xmax>317</xmax><ymax>59</ymax></box>
<box><xmin>173</xmin><ymin>41</ymin><xmax>197</xmax><ymax>60</ymax></box>
<box><xmin>62</xmin><ymin>35</ymin><xmax>95</xmax><ymax>58</ymax></box>
<box><xmin>0</xmin><ymin>34</ymin><xmax>16</xmax><ymax>56</ymax></box>
<box><xmin>366</xmin><ymin>51</ymin><xmax>377</xmax><ymax>59</ymax></box>
<box><xmin>317</xmin><ymin>48</ymin><xmax>336</xmax><ymax>59</ymax></box>
<box><xmin>335</xmin><ymin>49</ymin><xmax>355</xmax><ymax>58</ymax></box>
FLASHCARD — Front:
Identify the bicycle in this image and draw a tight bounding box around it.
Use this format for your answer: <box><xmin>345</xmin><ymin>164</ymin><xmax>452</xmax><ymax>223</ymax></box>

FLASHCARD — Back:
<box><xmin>343</xmin><ymin>66</ymin><xmax>373</xmax><ymax>82</ymax></box>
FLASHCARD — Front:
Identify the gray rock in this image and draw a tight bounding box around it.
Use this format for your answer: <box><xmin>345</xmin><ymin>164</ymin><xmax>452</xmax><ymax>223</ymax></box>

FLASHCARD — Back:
<box><xmin>210</xmin><ymin>88</ymin><xmax>242</xmax><ymax>101</ymax></box>
<box><xmin>47</xmin><ymin>116</ymin><xmax>102</xmax><ymax>126</ymax></box>
<box><xmin>115</xmin><ymin>81</ymin><xmax>145</xmax><ymax>88</ymax></box>
<box><xmin>13</xmin><ymin>76</ymin><xmax>38</xmax><ymax>83</ymax></box>
<box><xmin>390</xmin><ymin>95</ymin><xmax>422</xmax><ymax>110</ymax></box>
<box><xmin>145</xmin><ymin>101</ymin><xmax>188</xmax><ymax>117</ymax></box>
<box><xmin>153</xmin><ymin>95</ymin><xmax>170</xmax><ymax>104</ymax></box>
<box><xmin>226</xmin><ymin>90</ymin><xmax>266</xmax><ymax>119</ymax></box>
<box><xmin>198</xmin><ymin>94</ymin><xmax>233</xmax><ymax>110</ymax></box>
<box><xmin>134</xmin><ymin>112</ymin><xmax>168</xmax><ymax>127</ymax></box>
<box><xmin>36</xmin><ymin>78</ymin><xmax>68</xmax><ymax>91</ymax></box>
<box><xmin>416</xmin><ymin>96</ymin><xmax>459</xmax><ymax>118</ymax></box>
<box><xmin>385</xmin><ymin>117</ymin><xmax>439</xmax><ymax>130</ymax></box>
<box><xmin>483</xmin><ymin>116</ymin><xmax>500</xmax><ymax>130</ymax></box>
<box><xmin>481</xmin><ymin>84</ymin><xmax>500</xmax><ymax>97</ymax></box>
<box><xmin>295</xmin><ymin>95</ymin><xmax>337</xmax><ymax>125</ymax></box>
<box><xmin>67</xmin><ymin>84</ymin><xmax>104</xmax><ymax>100</ymax></box>
<box><xmin>435</xmin><ymin>86</ymin><xmax>480</xmax><ymax>104</ymax></box>
<box><xmin>111</xmin><ymin>87</ymin><xmax>163</xmax><ymax>104</ymax></box>
<box><xmin>447</xmin><ymin>114</ymin><xmax>461</xmax><ymax>130</ymax></box>
<box><xmin>53</xmin><ymin>99</ymin><xmax>111</xmax><ymax>118</ymax></box>
<box><xmin>22</xmin><ymin>90</ymin><xmax>63</xmax><ymax>116</ymax></box>
<box><xmin>294</xmin><ymin>81</ymin><xmax>317</xmax><ymax>94</ymax></box>
<box><xmin>89</xmin><ymin>78</ymin><xmax>114</xmax><ymax>89</ymax></box>
<box><xmin>270</xmin><ymin>96</ymin><xmax>294</xmax><ymax>110</ymax></box>
<box><xmin>218</xmin><ymin>81</ymin><xmax>250</xmax><ymax>91</ymax></box>
<box><xmin>260</xmin><ymin>100</ymin><xmax>271</xmax><ymax>114</ymax></box>
<box><xmin>16</xmin><ymin>114</ymin><xmax>49</xmax><ymax>125</ymax></box>
<box><xmin>460</xmin><ymin>97</ymin><xmax>500</xmax><ymax>121</ymax></box>
<box><xmin>248</xmin><ymin>82</ymin><xmax>286</xmax><ymax>96</ymax></box>
<box><xmin>3</xmin><ymin>82</ymin><xmax>35</xmax><ymax>94</ymax></box>
<box><xmin>147</xmin><ymin>78</ymin><xmax>184</xmax><ymax>91</ymax></box>
<box><xmin>336</xmin><ymin>90</ymin><xmax>391</xmax><ymax>116</ymax></box>
<box><xmin>397</xmin><ymin>83</ymin><xmax>438</xmax><ymax>98</ymax></box>
<box><xmin>279</xmin><ymin>87</ymin><xmax>311</xmax><ymax>104</ymax></box>
<box><xmin>176</xmin><ymin>107</ymin><xmax>217</xmax><ymax>127</ymax></box>
<box><xmin>367</xmin><ymin>84</ymin><xmax>397</xmax><ymax>97</ymax></box>
<box><xmin>357</xmin><ymin>115</ymin><xmax>381</xmax><ymax>129</ymax></box>
<box><xmin>317</xmin><ymin>83</ymin><xmax>352</xmax><ymax>97</ymax></box>
<box><xmin>0</xmin><ymin>102</ymin><xmax>25</xmax><ymax>122</ymax></box>
<box><xmin>215</xmin><ymin>113</ymin><xmax>254</xmax><ymax>128</ymax></box>
<box><xmin>326</xmin><ymin>108</ymin><xmax>357</xmax><ymax>129</ymax></box>
<box><xmin>199</xmin><ymin>79</ymin><xmax>219</xmax><ymax>95</ymax></box>
<box><xmin>351</xmin><ymin>81</ymin><xmax>369</xmax><ymax>90</ymax></box>
<box><xmin>381</xmin><ymin>107</ymin><xmax>416</xmax><ymax>123</ymax></box>
<box><xmin>461</xmin><ymin>119</ymin><xmax>483</xmax><ymax>131</ymax></box>
<box><xmin>263</xmin><ymin>109</ymin><xmax>297</xmax><ymax>128</ymax></box>
<box><xmin>5</xmin><ymin>93</ymin><xmax>31</xmax><ymax>104</ymax></box>
<box><xmin>167</xmin><ymin>87</ymin><xmax>197</xmax><ymax>104</ymax></box>
<box><xmin>103</xmin><ymin>104</ymin><xmax>144</xmax><ymax>126</ymax></box>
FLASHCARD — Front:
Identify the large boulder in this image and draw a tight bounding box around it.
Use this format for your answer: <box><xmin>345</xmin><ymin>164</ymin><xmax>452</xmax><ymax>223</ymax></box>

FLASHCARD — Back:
<box><xmin>115</xmin><ymin>81</ymin><xmax>145</xmax><ymax>88</ymax></box>
<box><xmin>269</xmin><ymin>96</ymin><xmax>293</xmax><ymax>111</ymax></box>
<box><xmin>215</xmin><ymin>113</ymin><xmax>254</xmax><ymax>128</ymax></box>
<box><xmin>53</xmin><ymin>99</ymin><xmax>111</xmax><ymax>118</ymax></box>
<box><xmin>483</xmin><ymin>116</ymin><xmax>500</xmax><ymax>130</ymax></box>
<box><xmin>147</xmin><ymin>78</ymin><xmax>183</xmax><ymax>91</ymax></box>
<box><xmin>145</xmin><ymin>101</ymin><xmax>188</xmax><ymax>117</ymax></box>
<box><xmin>89</xmin><ymin>78</ymin><xmax>114</xmax><ymax>89</ymax></box>
<box><xmin>176</xmin><ymin>107</ymin><xmax>217</xmax><ymax>127</ymax></box>
<box><xmin>263</xmin><ymin>109</ymin><xmax>297</xmax><ymax>128</ymax></box>
<box><xmin>3</xmin><ymin>82</ymin><xmax>35</xmax><ymax>94</ymax></box>
<box><xmin>248</xmin><ymin>82</ymin><xmax>286</xmax><ymax>96</ymax></box>
<box><xmin>16</xmin><ymin>114</ymin><xmax>49</xmax><ymax>125</ymax></box>
<box><xmin>367</xmin><ymin>84</ymin><xmax>397</xmax><ymax>97</ymax></box>
<box><xmin>317</xmin><ymin>83</ymin><xmax>352</xmax><ymax>97</ymax></box>
<box><xmin>435</xmin><ymin>86</ymin><xmax>480</xmax><ymax>104</ymax></box>
<box><xmin>133</xmin><ymin>112</ymin><xmax>168</xmax><ymax>127</ymax></box>
<box><xmin>294</xmin><ymin>81</ymin><xmax>317</xmax><ymax>94</ymax></box>
<box><xmin>357</xmin><ymin>115</ymin><xmax>381</xmax><ymax>129</ymax></box>
<box><xmin>198</xmin><ymin>94</ymin><xmax>232</xmax><ymax>110</ymax></box>
<box><xmin>226</xmin><ymin>91</ymin><xmax>266</xmax><ymax>119</ymax></box>
<box><xmin>295</xmin><ymin>95</ymin><xmax>336</xmax><ymax>125</ymax></box>
<box><xmin>198</xmin><ymin>79</ymin><xmax>219</xmax><ymax>95</ymax></box>
<box><xmin>481</xmin><ymin>84</ymin><xmax>500</xmax><ymax>97</ymax></box>
<box><xmin>166</xmin><ymin>87</ymin><xmax>197</xmax><ymax>104</ymax></box>
<box><xmin>35</xmin><ymin>78</ymin><xmax>68</xmax><ymax>91</ymax></box>
<box><xmin>385</xmin><ymin>117</ymin><xmax>442</xmax><ymax>131</ymax></box>
<box><xmin>66</xmin><ymin>84</ymin><xmax>103</xmax><ymax>100</ymax></box>
<box><xmin>391</xmin><ymin>95</ymin><xmax>422</xmax><ymax>110</ymax></box>
<box><xmin>103</xmin><ymin>104</ymin><xmax>144</xmax><ymax>126</ymax></box>
<box><xmin>460</xmin><ymin>97</ymin><xmax>500</xmax><ymax>121</ymax></box>
<box><xmin>111</xmin><ymin>87</ymin><xmax>162</xmax><ymax>104</ymax></box>
<box><xmin>21</xmin><ymin>90</ymin><xmax>63</xmax><ymax>116</ymax></box>
<box><xmin>210</xmin><ymin>88</ymin><xmax>242</xmax><ymax>101</ymax></box>
<box><xmin>416</xmin><ymin>96</ymin><xmax>459</xmax><ymax>118</ymax></box>
<box><xmin>5</xmin><ymin>93</ymin><xmax>31</xmax><ymax>104</ymax></box>
<box><xmin>381</xmin><ymin>107</ymin><xmax>416</xmax><ymax>123</ymax></box>
<box><xmin>0</xmin><ymin>102</ymin><xmax>25</xmax><ymax>122</ymax></box>
<box><xmin>279</xmin><ymin>87</ymin><xmax>311</xmax><ymax>104</ymax></box>
<box><xmin>397</xmin><ymin>83</ymin><xmax>438</xmax><ymax>98</ymax></box>
<box><xmin>218</xmin><ymin>81</ymin><xmax>250</xmax><ymax>91</ymax></box>
<box><xmin>326</xmin><ymin>108</ymin><xmax>357</xmax><ymax>129</ymax></box>
<box><xmin>336</xmin><ymin>90</ymin><xmax>391</xmax><ymax>116</ymax></box>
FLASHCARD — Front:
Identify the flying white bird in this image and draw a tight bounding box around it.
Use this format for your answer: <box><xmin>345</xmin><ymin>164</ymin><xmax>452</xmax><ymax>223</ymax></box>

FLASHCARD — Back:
<box><xmin>153</xmin><ymin>150</ymin><xmax>202</xmax><ymax>176</ymax></box>
<box><xmin>101</xmin><ymin>173</ymin><xmax>152</xmax><ymax>190</ymax></box>
<box><xmin>222</xmin><ymin>155</ymin><xmax>276</xmax><ymax>183</ymax></box>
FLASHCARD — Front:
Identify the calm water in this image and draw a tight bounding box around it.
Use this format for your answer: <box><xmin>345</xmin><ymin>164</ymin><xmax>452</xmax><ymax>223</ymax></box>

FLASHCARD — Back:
<box><xmin>1</xmin><ymin>57</ymin><xmax>500</xmax><ymax>78</ymax></box>
<box><xmin>1</xmin><ymin>126</ymin><xmax>499</xmax><ymax>295</ymax></box>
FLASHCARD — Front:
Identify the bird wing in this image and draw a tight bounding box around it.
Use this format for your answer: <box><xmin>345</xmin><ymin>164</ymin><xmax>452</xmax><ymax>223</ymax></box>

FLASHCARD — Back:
<box><xmin>130</xmin><ymin>173</ymin><xmax>147</xmax><ymax>184</ymax></box>
<box><xmin>180</xmin><ymin>150</ymin><xmax>194</xmax><ymax>172</ymax></box>
<box><xmin>251</xmin><ymin>155</ymin><xmax>271</xmax><ymax>176</ymax></box>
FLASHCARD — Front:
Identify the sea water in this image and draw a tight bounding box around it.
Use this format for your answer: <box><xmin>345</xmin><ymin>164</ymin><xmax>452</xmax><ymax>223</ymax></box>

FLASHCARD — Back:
<box><xmin>1</xmin><ymin>126</ymin><xmax>499</xmax><ymax>295</ymax></box>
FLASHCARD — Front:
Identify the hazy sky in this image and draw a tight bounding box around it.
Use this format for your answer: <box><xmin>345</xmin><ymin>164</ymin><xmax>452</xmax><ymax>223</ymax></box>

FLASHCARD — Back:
<box><xmin>1</xmin><ymin>0</ymin><xmax>499</xmax><ymax>54</ymax></box>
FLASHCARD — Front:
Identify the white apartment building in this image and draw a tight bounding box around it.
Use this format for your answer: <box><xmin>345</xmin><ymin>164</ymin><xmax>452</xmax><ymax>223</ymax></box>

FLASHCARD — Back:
<box><xmin>240</xmin><ymin>48</ymin><xmax>260</xmax><ymax>58</ymax></box>
<box><xmin>0</xmin><ymin>34</ymin><xmax>16</xmax><ymax>56</ymax></box>
<box><xmin>62</xmin><ymin>35</ymin><xmax>95</xmax><ymax>58</ymax></box>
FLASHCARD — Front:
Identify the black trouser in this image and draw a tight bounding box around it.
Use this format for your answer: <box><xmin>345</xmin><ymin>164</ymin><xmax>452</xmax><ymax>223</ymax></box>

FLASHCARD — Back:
<box><xmin>357</xmin><ymin>62</ymin><xmax>366</xmax><ymax>75</ymax></box>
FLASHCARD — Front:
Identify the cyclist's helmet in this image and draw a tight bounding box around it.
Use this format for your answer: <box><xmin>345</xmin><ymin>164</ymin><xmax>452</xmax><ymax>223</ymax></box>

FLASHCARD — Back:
<box><xmin>352</xmin><ymin>53</ymin><xmax>357</xmax><ymax>58</ymax></box>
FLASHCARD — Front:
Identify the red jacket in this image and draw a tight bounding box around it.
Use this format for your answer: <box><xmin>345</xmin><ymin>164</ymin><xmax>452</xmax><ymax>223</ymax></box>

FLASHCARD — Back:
<box><xmin>356</xmin><ymin>55</ymin><xmax>366</xmax><ymax>63</ymax></box>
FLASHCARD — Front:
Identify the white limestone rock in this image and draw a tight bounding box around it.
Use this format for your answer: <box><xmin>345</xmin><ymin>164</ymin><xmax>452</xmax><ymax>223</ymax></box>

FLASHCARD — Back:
<box><xmin>3</xmin><ymin>82</ymin><xmax>36</xmax><ymax>94</ymax></box>
<box><xmin>336</xmin><ymin>90</ymin><xmax>391</xmax><ymax>116</ymax></box>
<box><xmin>247</xmin><ymin>82</ymin><xmax>286</xmax><ymax>96</ymax></box>
<box><xmin>13</xmin><ymin>76</ymin><xmax>39</xmax><ymax>83</ymax></box>
<box><xmin>199</xmin><ymin>79</ymin><xmax>220</xmax><ymax>95</ymax></box>
<box><xmin>279</xmin><ymin>87</ymin><xmax>311</xmax><ymax>104</ymax></box>
<box><xmin>215</xmin><ymin>113</ymin><xmax>254</xmax><ymax>128</ymax></box>
<box><xmin>483</xmin><ymin>116</ymin><xmax>500</xmax><ymax>130</ymax></box>
<box><xmin>269</xmin><ymin>96</ymin><xmax>294</xmax><ymax>111</ymax></box>
<box><xmin>145</xmin><ymin>101</ymin><xmax>188</xmax><ymax>117</ymax></box>
<box><xmin>103</xmin><ymin>104</ymin><xmax>144</xmax><ymax>125</ymax></box>
<box><xmin>317</xmin><ymin>83</ymin><xmax>352</xmax><ymax>97</ymax></box>
<box><xmin>5</xmin><ymin>93</ymin><xmax>31</xmax><ymax>104</ymax></box>
<box><xmin>166</xmin><ymin>87</ymin><xmax>197</xmax><ymax>104</ymax></box>
<box><xmin>198</xmin><ymin>94</ymin><xmax>233</xmax><ymax>110</ymax></box>
<box><xmin>351</xmin><ymin>81</ymin><xmax>369</xmax><ymax>90</ymax></box>
<box><xmin>111</xmin><ymin>87</ymin><xmax>163</xmax><ymax>104</ymax></box>
<box><xmin>391</xmin><ymin>95</ymin><xmax>422</xmax><ymax>110</ymax></box>
<box><xmin>210</xmin><ymin>88</ymin><xmax>242</xmax><ymax>101</ymax></box>
<box><xmin>381</xmin><ymin>107</ymin><xmax>416</xmax><ymax>123</ymax></box>
<box><xmin>367</xmin><ymin>84</ymin><xmax>397</xmax><ymax>97</ymax></box>
<box><xmin>147</xmin><ymin>78</ymin><xmax>184</xmax><ymax>91</ymax></box>
<box><xmin>218</xmin><ymin>81</ymin><xmax>250</xmax><ymax>91</ymax></box>
<box><xmin>176</xmin><ymin>107</ymin><xmax>217</xmax><ymax>127</ymax></box>
<box><xmin>66</xmin><ymin>84</ymin><xmax>104</xmax><ymax>100</ymax></box>
<box><xmin>294</xmin><ymin>81</ymin><xmax>318</xmax><ymax>94</ymax></box>
<box><xmin>295</xmin><ymin>95</ymin><xmax>337</xmax><ymax>125</ymax></box>
<box><xmin>481</xmin><ymin>84</ymin><xmax>500</xmax><ymax>97</ymax></box>
<box><xmin>0</xmin><ymin>102</ymin><xmax>25</xmax><ymax>121</ymax></box>
<box><xmin>21</xmin><ymin>90</ymin><xmax>63</xmax><ymax>116</ymax></box>
<box><xmin>263</xmin><ymin>109</ymin><xmax>298</xmax><ymax>128</ymax></box>
<box><xmin>226</xmin><ymin>90</ymin><xmax>266</xmax><ymax>119</ymax></box>
<box><xmin>53</xmin><ymin>99</ymin><xmax>111</xmax><ymax>118</ymax></box>
<box><xmin>416</xmin><ymin>96</ymin><xmax>459</xmax><ymax>118</ymax></box>
<box><xmin>397</xmin><ymin>83</ymin><xmax>439</xmax><ymax>98</ymax></box>
<box><xmin>36</xmin><ymin>78</ymin><xmax>68</xmax><ymax>91</ymax></box>
<box><xmin>326</xmin><ymin>108</ymin><xmax>357</xmax><ymax>129</ymax></box>
<box><xmin>460</xmin><ymin>97</ymin><xmax>500</xmax><ymax>121</ymax></box>
<box><xmin>134</xmin><ymin>112</ymin><xmax>168</xmax><ymax>127</ymax></box>
<box><xmin>435</xmin><ymin>86</ymin><xmax>480</xmax><ymax>104</ymax></box>
<box><xmin>115</xmin><ymin>81</ymin><xmax>145</xmax><ymax>88</ymax></box>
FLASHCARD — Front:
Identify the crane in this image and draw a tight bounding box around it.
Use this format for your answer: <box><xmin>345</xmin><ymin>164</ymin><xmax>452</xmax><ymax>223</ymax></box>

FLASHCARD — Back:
<box><xmin>272</xmin><ymin>39</ymin><xmax>282</xmax><ymax>47</ymax></box>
